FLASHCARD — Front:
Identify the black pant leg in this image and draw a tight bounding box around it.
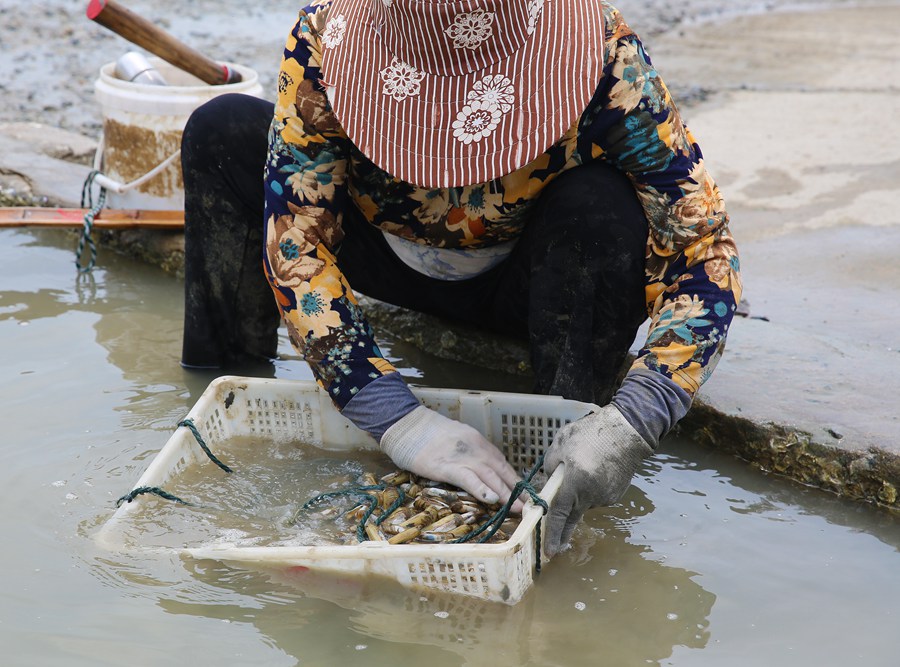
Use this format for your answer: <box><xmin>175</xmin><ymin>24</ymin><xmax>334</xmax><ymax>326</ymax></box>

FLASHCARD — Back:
<box><xmin>519</xmin><ymin>161</ymin><xmax>649</xmax><ymax>404</ymax></box>
<box><xmin>180</xmin><ymin>93</ymin><xmax>281</xmax><ymax>368</ymax></box>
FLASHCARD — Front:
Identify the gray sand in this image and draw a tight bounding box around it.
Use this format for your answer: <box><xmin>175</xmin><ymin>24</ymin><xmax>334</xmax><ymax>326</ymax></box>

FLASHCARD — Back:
<box><xmin>0</xmin><ymin>0</ymin><xmax>867</xmax><ymax>138</ymax></box>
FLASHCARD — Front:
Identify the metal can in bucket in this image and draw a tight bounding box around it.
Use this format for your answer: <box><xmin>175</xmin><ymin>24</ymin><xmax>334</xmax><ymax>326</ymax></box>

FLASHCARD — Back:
<box><xmin>93</xmin><ymin>57</ymin><xmax>265</xmax><ymax>210</ymax></box>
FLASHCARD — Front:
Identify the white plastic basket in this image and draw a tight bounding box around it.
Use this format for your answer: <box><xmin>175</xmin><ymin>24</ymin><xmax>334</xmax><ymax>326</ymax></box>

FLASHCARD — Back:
<box><xmin>97</xmin><ymin>376</ymin><xmax>598</xmax><ymax>604</ymax></box>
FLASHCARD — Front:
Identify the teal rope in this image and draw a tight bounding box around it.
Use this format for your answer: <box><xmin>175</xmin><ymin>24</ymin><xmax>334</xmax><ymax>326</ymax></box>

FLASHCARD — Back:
<box><xmin>76</xmin><ymin>171</ymin><xmax>105</xmax><ymax>273</ymax></box>
<box><xmin>452</xmin><ymin>455</ymin><xmax>549</xmax><ymax>573</ymax></box>
<box><xmin>374</xmin><ymin>487</ymin><xmax>406</xmax><ymax>527</ymax></box>
<box><xmin>300</xmin><ymin>483</ymin><xmax>386</xmax><ymax>542</ymax></box>
<box><xmin>297</xmin><ymin>456</ymin><xmax>550</xmax><ymax>568</ymax></box>
<box><xmin>116</xmin><ymin>485</ymin><xmax>191</xmax><ymax>508</ymax></box>
<box><xmin>115</xmin><ymin>458</ymin><xmax>548</xmax><ymax>566</ymax></box>
<box><xmin>178</xmin><ymin>418</ymin><xmax>233</xmax><ymax>473</ymax></box>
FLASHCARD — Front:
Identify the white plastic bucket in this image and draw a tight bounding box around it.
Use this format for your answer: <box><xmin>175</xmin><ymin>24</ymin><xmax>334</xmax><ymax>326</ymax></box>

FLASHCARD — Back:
<box><xmin>94</xmin><ymin>57</ymin><xmax>265</xmax><ymax>210</ymax></box>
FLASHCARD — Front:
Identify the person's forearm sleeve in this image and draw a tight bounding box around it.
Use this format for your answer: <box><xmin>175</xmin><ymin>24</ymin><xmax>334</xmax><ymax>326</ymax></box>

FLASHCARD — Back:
<box><xmin>340</xmin><ymin>373</ymin><xmax>422</xmax><ymax>441</ymax></box>
<box><xmin>585</xmin><ymin>12</ymin><xmax>742</xmax><ymax>397</ymax></box>
<box><xmin>611</xmin><ymin>369</ymin><xmax>692</xmax><ymax>448</ymax></box>
<box><xmin>263</xmin><ymin>8</ymin><xmax>400</xmax><ymax>409</ymax></box>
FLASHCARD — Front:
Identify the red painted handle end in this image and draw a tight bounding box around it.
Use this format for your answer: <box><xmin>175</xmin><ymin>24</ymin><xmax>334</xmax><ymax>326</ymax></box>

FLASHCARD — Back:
<box><xmin>86</xmin><ymin>0</ymin><xmax>108</xmax><ymax>20</ymax></box>
<box><xmin>222</xmin><ymin>65</ymin><xmax>243</xmax><ymax>85</ymax></box>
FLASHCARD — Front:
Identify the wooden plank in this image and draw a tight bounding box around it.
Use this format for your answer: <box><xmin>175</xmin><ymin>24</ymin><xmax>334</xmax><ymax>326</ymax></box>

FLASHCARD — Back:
<box><xmin>0</xmin><ymin>207</ymin><xmax>184</xmax><ymax>230</ymax></box>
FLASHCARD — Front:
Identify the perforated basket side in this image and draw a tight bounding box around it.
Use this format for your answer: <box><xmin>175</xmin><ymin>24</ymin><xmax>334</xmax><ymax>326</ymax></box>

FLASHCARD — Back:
<box><xmin>194</xmin><ymin>404</ymin><xmax>229</xmax><ymax>449</ymax></box>
<box><xmin>501</xmin><ymin>411</ymin><xmax>563</xmax><ymax>474</ymax></box>
<box><xmin>403</xmin><ymin>558</ymin><xmax>494</xmax><ymax>599</ymax></box>
<box><xmin>413</xmin><ymin>390</ymin><xmax>597</xmax><ymax>473</ymax></box>
<box><xmin>380</xmin><ymin>540</ymin><xmax>537</xmax><ymax>604</ymax></box>
<box><xmin>240</xmin><ymin>394</ymin><xmax>319</xmax><ymax>440</ymax></box>
<box><xmin>206</xmin><ymin>377</ymin><xmax>376</xmax><ymax>450</ymax></box>
<box><xmin>487</xmin><ymin>395</ymin><xmax>597</xmax><ymax>475</ymax></box>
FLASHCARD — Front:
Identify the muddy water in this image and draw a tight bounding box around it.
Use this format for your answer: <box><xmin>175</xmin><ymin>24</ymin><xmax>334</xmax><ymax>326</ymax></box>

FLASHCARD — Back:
<box><xmin>1</xmin><ymin>227</ymin><xmax>898</xmax><ymax>667</ymax></box>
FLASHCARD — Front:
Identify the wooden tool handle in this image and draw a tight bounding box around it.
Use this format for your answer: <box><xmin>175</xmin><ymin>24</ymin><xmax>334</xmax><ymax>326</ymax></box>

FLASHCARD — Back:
<box><xmin>87</xmin><ymin>0</ymin><xmax>242</xmax><ymax>85</ymax></box>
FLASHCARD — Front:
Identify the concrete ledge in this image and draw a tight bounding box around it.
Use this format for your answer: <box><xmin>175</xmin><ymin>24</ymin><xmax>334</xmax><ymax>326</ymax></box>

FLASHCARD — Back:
<box><xmin>0</xmin><ymin>122</ymin><xmax>97</xmax><ymax>165</ymax></box>
<box><xmin>679</xmin><ymin>402</ymin><xmax>899</xmax><ymax>508</ymax></box>
<box><xmin>95</xmin><ymin>228</ymin><xmax>186</xmax><ymax>279</ymax></box>
<box><xmin>0</xmin><ymin>130</ymin><xmax>93</xmax><ymax>207</ymax></box>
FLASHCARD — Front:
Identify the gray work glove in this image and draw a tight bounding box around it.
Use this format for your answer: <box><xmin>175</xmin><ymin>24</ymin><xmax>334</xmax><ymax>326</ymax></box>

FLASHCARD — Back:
<box><xmin>544</xmin><ymin>405</ymin><xmax>654</xmax><ymax>557</ymax></box>
<box><xmin>381</xmin><ymin>405</ymin><xmax>522</xmax><ymax>507</ymax></box>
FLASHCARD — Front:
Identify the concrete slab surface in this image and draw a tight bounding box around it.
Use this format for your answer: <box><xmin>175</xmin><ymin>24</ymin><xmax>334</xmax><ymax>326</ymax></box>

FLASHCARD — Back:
<box><xmin>651</xmin><ymin>4</ymin><xmax>900</xmax><ymax>505</ymax></box>
<box><xmin>0</xmin><ymin>133</ymin><xmax>92</xmax><ymax>207</ymax></box>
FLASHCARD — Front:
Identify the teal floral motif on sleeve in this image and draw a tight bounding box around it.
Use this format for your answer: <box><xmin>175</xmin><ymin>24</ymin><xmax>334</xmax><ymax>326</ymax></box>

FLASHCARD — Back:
<box><xmin>263</xmin><ymin>4</ymin><xmax>399</xmax><ymax>408</ymax></box>
<box><xmin>577</xmin><ymin>4</ymin><xmax>742</xmax><ymax>395</ymax></box>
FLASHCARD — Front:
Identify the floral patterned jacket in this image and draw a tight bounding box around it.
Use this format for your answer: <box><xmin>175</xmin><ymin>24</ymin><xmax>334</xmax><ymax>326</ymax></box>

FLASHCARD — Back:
<box><xmin>263</xmin><ymin>0</ymin><xmax>742</xmax><ymax>410</ymax></box>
